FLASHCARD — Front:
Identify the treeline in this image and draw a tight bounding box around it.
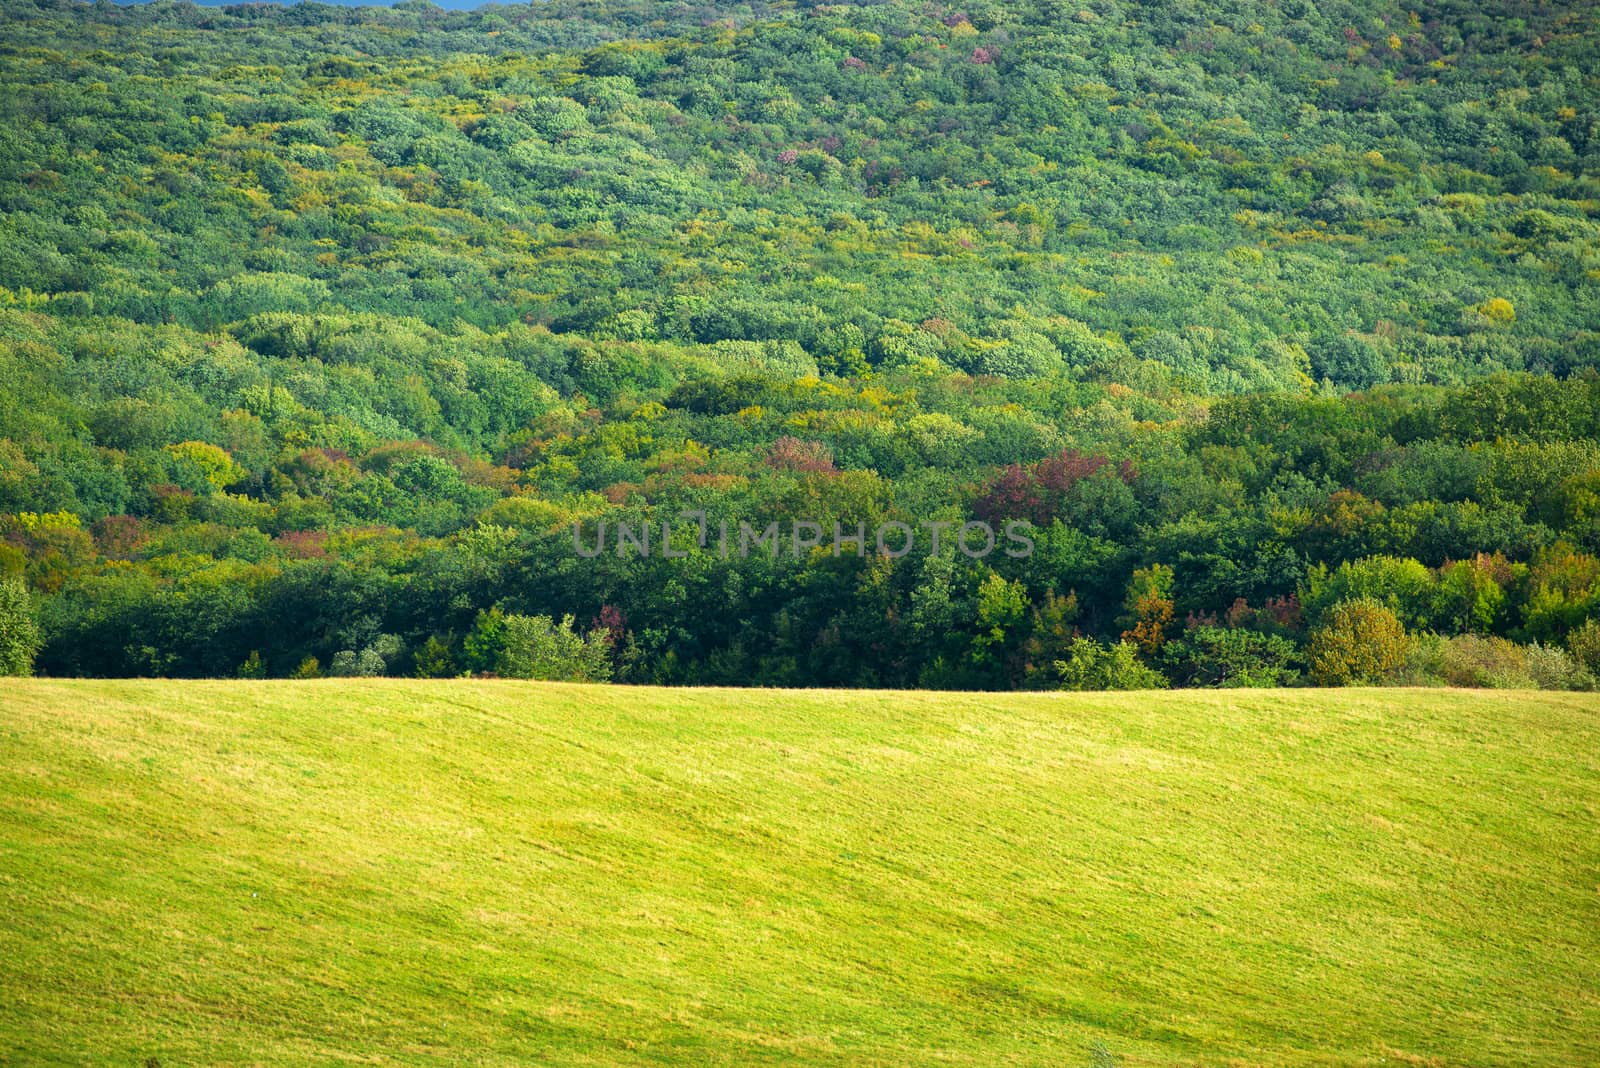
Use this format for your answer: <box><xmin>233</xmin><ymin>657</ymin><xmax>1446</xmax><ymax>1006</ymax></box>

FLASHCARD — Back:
<box><xmin>7</xmin><ymin>368</ymin><xmax>1600</xmax><ymax>690</ymax></box>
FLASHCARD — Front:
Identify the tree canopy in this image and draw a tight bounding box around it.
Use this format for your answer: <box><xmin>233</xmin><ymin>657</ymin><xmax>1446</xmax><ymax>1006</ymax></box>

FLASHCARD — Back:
<box><xmin>2</xmin><ymin>0</ymin><xmax>1599</xmax><ymax>688</ymax></box>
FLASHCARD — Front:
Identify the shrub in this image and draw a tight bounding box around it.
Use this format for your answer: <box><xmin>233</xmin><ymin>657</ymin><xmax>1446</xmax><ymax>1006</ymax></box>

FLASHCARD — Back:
<box><xmin>1306</xmin><ymin>598</ymin><xmax>1413</xmax><ymax>686</ymax></box>
<box><xmin>1053</xmin><ymin>638</ymin><xmax>1168</xmax><ymax>691</ymax></box>
<box><xmin>0</xmin><ymin>576</ymin><xmax>41</xmax><ymax>676</ymax></box>
<box><xmin>1393</xmin><ymin>633</ymin><xmax>1448</xmax><ymax>687</ymax></box>
<box><xmin>1526</xmin><ymin>642</ymin><xmax>1595</xmax><ymax>691</ymax></box>
<box><xmin>330</xmin><ymin>648</ymin><xmax>388</xmax><ymax>677</ymax></box>
<box><xmin>1429</xmin><ymin>634</ymin><xmax>1534</xmax><ymax>688</ymax></box>
<box><xmin>328</xmin><ymin>634</ymin><xmax>403</xmax><ymax>678</ymax></box>
<box><xmin>1567</xmin><ymin>618</ymin><xmax>1600</xmax><ymax>675</ymax></box>
<box><xmin>1414</xmin><ymin>636</ymin><xmax>1598</xmax><ymax>690</ymax></box>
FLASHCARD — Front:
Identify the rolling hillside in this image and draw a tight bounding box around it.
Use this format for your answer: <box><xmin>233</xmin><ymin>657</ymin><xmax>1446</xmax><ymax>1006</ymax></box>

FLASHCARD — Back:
<box><xmin>2</xmin><ymin>680</ymin><xmax>1597</xmax><ymax>1065</ymax></box>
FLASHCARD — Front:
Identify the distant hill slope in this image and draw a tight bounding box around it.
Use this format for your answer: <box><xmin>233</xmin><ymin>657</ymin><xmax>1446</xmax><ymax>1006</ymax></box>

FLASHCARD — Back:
<box><xmin>3</xmin><ymin>680</ymin><xmax>1597</xmax><ymax>1065</ymax></box>
<box><xmin>2</xmin><ymin>0</ymin><xmax>1597</xmax><ymax>392</ymax></box>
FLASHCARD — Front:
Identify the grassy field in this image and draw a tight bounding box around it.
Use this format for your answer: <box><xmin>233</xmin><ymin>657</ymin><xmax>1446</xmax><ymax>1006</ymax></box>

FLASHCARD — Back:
<box><xmin>1</xmin><ymin>681</ymin><xmax>1597</xmax><ymax>1067</ymax></box>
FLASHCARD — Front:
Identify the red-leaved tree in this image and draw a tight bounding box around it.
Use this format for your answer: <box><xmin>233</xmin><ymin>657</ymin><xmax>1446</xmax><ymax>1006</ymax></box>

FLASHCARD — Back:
<box><xmin>974</xmin><ymin>449</ymin><xmax>1133</xmax><ymax>526</ymax></box>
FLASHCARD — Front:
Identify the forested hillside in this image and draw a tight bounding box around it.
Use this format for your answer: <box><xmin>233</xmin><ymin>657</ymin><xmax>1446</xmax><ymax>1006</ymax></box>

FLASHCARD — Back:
<box><xmin>2</xmin><ymin>0</ymin><xmax>1599</xmax><ymax>686</ymax></box>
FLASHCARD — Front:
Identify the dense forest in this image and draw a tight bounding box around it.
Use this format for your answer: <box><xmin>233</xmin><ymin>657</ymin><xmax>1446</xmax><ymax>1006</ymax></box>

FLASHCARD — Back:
<box><xmin>2</xmin><ymin>0</ymin><xmax>1599</xmax><ymax>687</ymax></box>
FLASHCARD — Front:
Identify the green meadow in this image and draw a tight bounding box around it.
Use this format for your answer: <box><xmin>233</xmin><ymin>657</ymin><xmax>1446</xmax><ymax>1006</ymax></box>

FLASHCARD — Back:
<box><xmin>1</xmin><ymin>680</ymin><xmax>1596</xmax><ymax>1066</ymax></box>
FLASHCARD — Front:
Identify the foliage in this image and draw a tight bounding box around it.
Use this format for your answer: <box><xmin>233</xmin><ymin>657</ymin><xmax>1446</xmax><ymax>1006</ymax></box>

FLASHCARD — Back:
<box><xmin>1405</xmin><ymin>634</ymin><xmax>1593</xmax><ymax>691</ymax></box>
<box><xmin>236</xmin><ymin>650</ymin><xmax>265</xmax><ymax>680</ymax></box>
<box><xmin>463</xmin><ymin>609</ymin><xmax>510</xmax><ymax>677</ymax></box>
<box><xmin>1306</xmin><ymin>598</ymin><xmax>1413</xmax><ymax>686</ymax></box>
<box><xmin>0</xmin><ymin>576</ymin><xmax>40</xmax><ymax>676</ymax></box>
<box><xmin>329</xmin><ymin>634</ymin><xmax>404</xmax><ymax>678</ymax></box>
<box><xmin>1119</xmin><ymin>565</ymin><xmax>1176</xmax><ymax>657</ymax></box>
<box><xmin>1053</xmin><ymin>638</ymin><xmax>1168</xmax><ymax>691</ymax></box>
<box><xmin>1567</xmin><ymin>619</ymin><xmax>1600</xmax><ymax>676</ymax></box>
<box><xmin>0</xmin><ymin>0</ymin><xmax>1598</xmax><ymax>687</ymax></box>
<box><xmin>1018</xmin><ymin>588</ymin><xmax>1079</xmax><ymax>688</ymax></box>
<box><xmin>1526</xmin><ymin>643</ymin><xmax>1596</xmax><ymax>691</ymax></box>
<box><xmin>1419</xmin><ymin>634</ymin><xmax>1536</xmax><ymax>689</ymax></box>
<box><xmin>412</xmin><ymin>634</ymin><xmax>458</xmax><ymax>679</ymax></box>
<box><xmin>498</xmin><ymin>614</ymin><xmax>613</xmax><ymax>683</ymax></box>
<box><xmin>1162</xmin><ymin>627</ymin><xmax>1301</xmax><ymax>688</ymax></box>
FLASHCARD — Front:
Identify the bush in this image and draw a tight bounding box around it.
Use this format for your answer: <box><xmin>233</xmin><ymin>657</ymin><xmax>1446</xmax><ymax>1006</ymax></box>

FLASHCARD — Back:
<box><xmin>328</xmin><ymin>633</ymin><xmax>403</xmax><ymax>677</ymax></box>
<box><xmin>1393</xmin><ymin>633</ymin><xmax>1448</xmax><ymax>687</ymax></box>
<box><xmin>1306</xmin><ymin>598</ymin><xmax>1413</xmax><ymax>686</ymax></box>
<box><xmin>1053</xmin><ymin>638</ymin><xmax>1168</xmax><ymax>691</ymax></box>
<box><xmin>0</xmin><ymin>576</ymin><xmax>41</xmax><ymax>676</ymax></box>
<box><xmin>1428</xmin><ymin>634</ymin><xmax>1534</xmax><ymax>688</ymax></box>
<box><xmin>330</xmin><ymin>647</ymin><xmax>388</xmax><ymax>677</ymax></box>
<box><xmin>1567</xmin><ymin>619</ymin><xmax>1600</xmax><ymax>675</ymax></box>
<box><xmin>1526</xmin><ymin>642</ymin><xmax>1595</xmax><ymax>691</ymax></box>
<box><xmin>1402</xmin><ymin>634</ymin><xmax>1594</xmax><ymax>689</ymax></box>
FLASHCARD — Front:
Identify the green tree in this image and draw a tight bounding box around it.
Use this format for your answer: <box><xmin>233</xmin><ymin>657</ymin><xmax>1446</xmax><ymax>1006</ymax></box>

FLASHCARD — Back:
<box><xmin>1567</xmin><ymin>619</ymin><xmax>1600</xmax><ymax>676</ymax></box>
<box><xmin>1053</xmin><ymin>638</ymin><xmax>1168</xmax><ymax>691</ymax></box>
<box><xmin>463</xmin><ymin>608</ymin><xmax>509</xmax><ymax>675</ymax></box>
<box><xmin>0</xmin><ymin>577</ymin><xmax>41</xmax><ymax>676</ymax></box>
<box><xmin>329</xmin><ymin>634</ymin><xmax>403</xmax><ymax>678</ymax></box>
<box><xmin>968</xmin><ymin>572</ymin><xmax>1030</xmax><ymax>682</ymax></box>
<box><xmin>412</xmin><ymin>634</ymin><xmax>458</xmax><ymax>678</ymax></box>
<box><xmin>1310</xmin><ymin>333</ymin><xmax>1388</xmax><ymax>391</ymax></box>
<box><xmin>1302</xmin><ymin>556</ymin><xmax>1438</xmax><ymax>632</ymax></box>
<box><xmin>499</xmin><ymin>614</ymin><xmax>613</xmax><ymax>682</ymax></box>
<box><xmin>1162</xmin><ymin>626</ymin><xmax>1300</xmax><ymax>688</ymax></box>
<box><xmin>1018</xmin><ymin>588</ymin><xmax>1080</xmax><ymax>688</ymax></box>
<box><xmin>165</xmin><ymin>441</ymin><xmax>246</xmax><ymax>493</ymax></box>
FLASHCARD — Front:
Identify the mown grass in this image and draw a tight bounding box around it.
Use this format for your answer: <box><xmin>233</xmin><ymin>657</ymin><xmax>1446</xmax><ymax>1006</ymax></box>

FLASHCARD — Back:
<box><xmin>1</xmin><ymin>680</ymin><xmax>1596</xmax><ymax>1066</ymax></box>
